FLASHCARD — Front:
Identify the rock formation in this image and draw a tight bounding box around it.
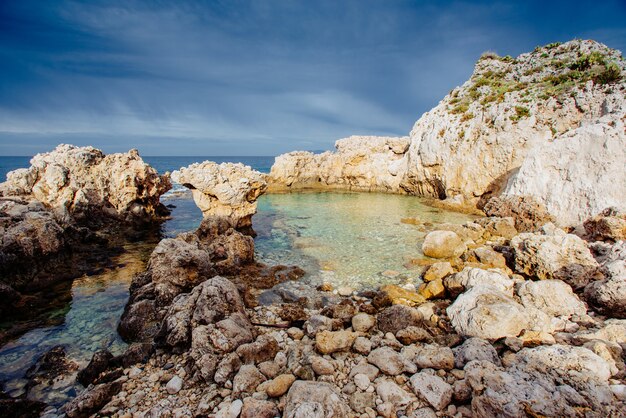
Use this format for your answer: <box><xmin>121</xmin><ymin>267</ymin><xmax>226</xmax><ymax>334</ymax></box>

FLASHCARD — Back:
<box><xmin>268</xmin><ymin>135</ymin><xmax>410</xmax><ymax>193</ymax></box>
<box><xmin>172</xmin><ymin>162</ymin><xmax>267</xmax><ymax>231</ymax></box>
<box><xmin>1</xmin><ymin>144</ymin><xmax>171</xmax><ymax>224</ymax></box>
<box><xmin>269</xmin><ymin>40</ymin><xmax>626</xmax><ymax>226</ymax></box>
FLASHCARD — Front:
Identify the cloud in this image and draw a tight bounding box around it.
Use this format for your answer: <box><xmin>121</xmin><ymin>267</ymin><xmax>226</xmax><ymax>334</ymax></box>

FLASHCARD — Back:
<box><xmin>0</xmin><ymin>0</ymin><xmax>625</xmax><ymax>155</ymax></box>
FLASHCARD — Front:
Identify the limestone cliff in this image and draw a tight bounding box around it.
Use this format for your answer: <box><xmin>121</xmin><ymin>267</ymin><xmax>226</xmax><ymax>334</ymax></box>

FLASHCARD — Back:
<box><xmin>269</xmin><ymin>40</ymin><xmax>626</xmax><ymax>225</ymax></box>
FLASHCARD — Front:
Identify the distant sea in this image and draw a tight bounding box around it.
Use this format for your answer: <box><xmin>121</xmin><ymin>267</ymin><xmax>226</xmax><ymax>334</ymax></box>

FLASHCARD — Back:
<box><xmin>0</xmin><ymin>155</ymin><xmax>276</xmax><ymax>181</ymax></box>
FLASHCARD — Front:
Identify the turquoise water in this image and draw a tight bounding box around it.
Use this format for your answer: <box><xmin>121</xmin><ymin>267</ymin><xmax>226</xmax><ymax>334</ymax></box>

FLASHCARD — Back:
<box><xmin>254</xmin><ymin>192</ymin><xmax>475</xmax><ymax>289</ymax></box>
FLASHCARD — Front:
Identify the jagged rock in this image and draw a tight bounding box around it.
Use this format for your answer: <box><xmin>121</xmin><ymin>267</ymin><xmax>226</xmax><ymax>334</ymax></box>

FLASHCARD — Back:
<box><xmin>409</xmin><ymin>372</ymin><xmax>453</xmax><ymax>411</ymax></box>
<box><xmin>377</xmin><ymin>305</ymin><xmax>423</xmax><ymax>334</ymax></box>
<box><xmin>241</xmin><ymin>398</ymin><xmax>279</xmax><ymax>418</ymax></box>
<box><xmin>65</xmin><ymin>380</ymin><xmax>123</xmax><ymax>418</ymax></box>
<box><xmin>511</xmin><ymin>223</ymin><xmax>601</xmax><ymax>289</ymax></box>
<box><xmin>411</xmin><ymin>343</ymin><xmax>454</xmax><ymax>370</ymax></box>
<box><xmin>376</xmin><ymin>284</ymin><xmax>426</xmax><ymax>306</ymax></box>
<box><xmin>574</xmin><ymin>319</ymin><xmax>626</xmax><ymax>344</ymax></box>
<box><xmin>474</xmin><ymin>216</ymin><xmax>518</xmax><ymax>239</ymax></box>
<box><xmin>315</xmin><ymin>330</ymin><xmax>358</xmax><ymax>354</ymax></box>
<box><xmin>451</xmin><ymin>267</ymin><xmax>514</xmax><ymax>295</ymax></box>
<box><xmin>422</xmin><ymin>230</ymin><xmax>467</xmax><ymax>259</ymax></box>
<box><xmin>351</xmin><ymin>313</ymin><xmax>376</xmax><ymax>332</ymax></box>
<box><xmin>1</xmin><ymin>144</ymin><xmax>171</xmax><ymax>223</ymax></box>
<box><xmin>453</xmin><ymin>337</ymin><xmax>501</xmax><ymax>369</ymax></box>
<box><xmin>483</xmin><ymin>196</ymin><xmax>555</xmax><ymax>233</ymax></box>
<box><xmin>172</xmin><ymin>161</ymin><xmax>267</xmax><ymax>229</ymax></box>
<box><xmin>447</xmin><ymin>285</ymin><xmax>531</xmax><ymax>339</ymax></box>
<box><xmin>584</xmin><ymin>208</ymin><xmax>626</xmax><ymax>241</ymax></box>
<box><xmin>585</xmin><ymin>242</ymin><xmax>626</xmax><ymax>318</ymax></box>
<box><xmin>77</xmin><ymin>350</ymin><xmax>114</xmax><ymax>386</ymax></box>
<box><xmin>268</xmin><ymin>136</ymin><xmax>410</xmax><ymax>193</ymax></box>
<box><xmin>236</xmin><ymin>334</ymin><xmax>280</xmax><ymax>365</ymax></box>
<box><xmin>423</xmin><ymin>262</ymin><xmax>454</xmax><ymax>282</ymax></box>
<box><xmin>368</xmin><ymin>347</ymin><xmax>416</xmax><ymax>376</ymax></box>
<box><xmin>376</xmin><ymin>380</ymin><xmax>415</xmax><ymax>408</ymax></box>
<box><xmin>517</xmin><ymin>279</ymin><xmax>586</xmax><ymax>318</ymax></box>
<box><xmin>233</xmin><ymin>364</ymin><xmax>266</xmax><ymax>396</ymax></box>
<box><xmin>283</xmin><ymin>381</ymin><xmax>349</xmax><ymax>418</ymax></box>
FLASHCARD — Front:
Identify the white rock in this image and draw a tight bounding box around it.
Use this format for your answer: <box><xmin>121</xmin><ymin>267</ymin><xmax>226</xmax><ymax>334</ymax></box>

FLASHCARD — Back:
<box><xmin>517</xmin><ymin>279</ymin><xmax>586</xmax><ymax>318</ymax></box>
<box><xmin>166</xmin><ymin>376</ymin><xmax>183</xmax><ymax>394</ymax></box>
<box><xmin>353</xmin><ymin>373</ymin><xmax>370</xmax><ymax>391</ymax></box>
<box><xmin>409</xmin><ymin>372</ymin><xmax>453</xmax><ymax>411</ymax></box>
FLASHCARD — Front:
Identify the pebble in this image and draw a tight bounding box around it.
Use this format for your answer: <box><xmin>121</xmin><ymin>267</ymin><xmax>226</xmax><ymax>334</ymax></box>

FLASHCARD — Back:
<box><xmin>354</xmin><ymin>373</ymin><xmax>370</xmax><ymax>391</ymax></box>
<box><xmin>265</xmin><ymin>374</ymin><xmax>296</xmax><ymax>397</ymax></box>
<box><xmin>229</xmin><ymin>399</ymin><xmax>243</xmax><ymax>418</ymax></box>
<box><xmin>166</xmin><ymin>376</ymin><xmax>183</xmax><ymax>394</ymax></box>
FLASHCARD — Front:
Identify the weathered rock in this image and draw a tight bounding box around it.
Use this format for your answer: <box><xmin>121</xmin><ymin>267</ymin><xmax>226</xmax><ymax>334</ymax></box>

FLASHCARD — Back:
<box><xmin>265</xmin><ymin>373</ymin><xmax>296</xmax><ymax>397</ymax></box>
<box><xmin>423</xmin><ymin>262</ymin><xmax>454</xmax><ymax>282</ymax></box>
<box><xmin>411</xmin><ymin>344</ymin><xmax>454</xmax><ymax>370</ymax></box>
<box><xmin>377</xmin><ymin>284</ymin><xmax>426</xmax><ymax>306</ymax></box>
<box><xmin>585</xmin><ymin>243</ymin><xmax>626</xmax><ymax>318</ymax></box>
<box><xmin>377</xmin><ymin>305</ymin><xmax>423</xmax><ymax>334</ymax></box>
<box><xmin>65</xmin><ymin>380</ymin><xmax>123</xmax><ymax>418</ymax></box>
<box><xmin>236</xmin><ymin>334</ymin><xmax>279</xmax><ymax>365</ymax></box>
<box><xmin>483</xmin><ymin>196</ymin><xmax>555</xmax><ymax>233</ymax></box>
<box><xmin>311</xmin><ymin>356</ymin><xmax>334</xmax><ymax>376</ymax></box>
<box><xmin>268</xmin><ymin>136</ymin><xmax>410</xmax><ymax>193</ymax></box>
<box><xmin>351</xmin><ymin>313</ymin><xmax>376</xmax><ymax>332</ymax></box>
<box><xmin>241</xmin><ymin>398</ymin><xmax>279</xmax><ymax>418</ymax></box>
<box><xmin>422</xmin><ymin>230</ymin><xmax>467</xmax><ymax>259</ymax></box>
<box><xmin>315</xmin><ymin>330</ymin><xmax>358</xmax><ymax>354</ymax></box>
<box><xmin>409</xmin><ymin>372</ymin><xmax>453</xmax><ymax>411</ymax></box>
<box><xmin>349</xmin><ymin>392</ymin><xmax>376</xmax><ymax>413</ymax></box>
<box><xmin>1</xmin><ymin>144</ymin><xmax>171</xmax><ymax>223</ymax></box>
<box><xmin>77</xmin><ymin>350</ymin><xmax>114</xmax><ymax>386</ymax></box>
<box><xmin>453</xmin><ymin>337</ymin><xmax>501</xmax><ymax>368</ymax></box>
<box><xmin>453</xmin><ymin>267</ymin><xmax>514</xmax><ymax>295</ymax></box>
<box><xmin>165</xmin><ymin>375</ymin><xmax>183</xmax><ymax>394</ymax></box>
<box><xmin>517</xmin><ymin>279</ymin><xmax>586</xmax><ymax>318</ymax></box>
<box><xmin>475</xmin><ymin>216</ymin><xmax>518</xmax><ymax>240</ymax></box>
<box><xmin>511</xmin><ymin>223</ymin><xmax>601</xmax><ymax>289</ymax></box>
<box><xmin>283</xmin><ymin>381</ymin><xmax>349</xmax><ymax>418</ymax></box>
<box><xmin>418</xmin><ymin>279</ymin><xmax>445</xmax><ymax>300</ymax></box>
<box><xmin>502</xmin><ymin>118</ymin><xmax>626</xmax><ymax>226</ymax></box>
<box><xmin>584</xmin><ymin>208</ymin><xmax>626</xmax><ymax>241</ymax></box>
<box><xmin>368</xmin><ymin>347</ymin><xmax>415</xmax><ymax>376</ymax></box>
<box><xmin>233</xmin><ymin>364</ymin><xmax>266</xmax><ymax>396</ymax></box>
<box><xmin>172</xmin><ymin>161</ymin><xmax>267</xmax><ymax>229</ymax></box>
<box><xmin>376</xmin><ymin>380</ymin><xmax>415</xmax><ymax>408</ymax></box>
<box><xmin>447</xmin><ymin>285</ymin><xmax>531</xmax><ymax>339</ymax></box>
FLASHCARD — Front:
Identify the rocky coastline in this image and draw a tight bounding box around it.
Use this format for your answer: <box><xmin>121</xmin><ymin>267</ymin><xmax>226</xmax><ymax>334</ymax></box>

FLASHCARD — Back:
<box><xmin>0</xmin><ymin>38</ymin><xmax>625</xmax><ymax>418</ymax></box>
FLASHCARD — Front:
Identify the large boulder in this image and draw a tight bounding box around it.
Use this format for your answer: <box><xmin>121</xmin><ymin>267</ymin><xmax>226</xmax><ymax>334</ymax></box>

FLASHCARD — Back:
<box><xmin>422</xmin><ymin>230</ymin><xmax>467</xmax><ymax>259</ymax></box>
<box><xmin>172</xmin><ymin>161</ymin><xmax>266</xmax><ymax>230</ymax></box>
<box><xmin>0</xmin><ymin>144</ymin><xmax>171</xmax><ymax>223</ymax></box>
<box><xmin>511</xmin><ymin>223</ymin><xmax>601</xmax><ymax>289</ymax></box>
<box><xmin>483</xmin><ymin>195</ymin><xmax>555</xmax><ymax>232</ymax></box>
<box><xmin>517</xmin><ymin>279</ymin><xmax>587</xmax><ymax>318</ymax></box>
<box><xmin>447</xmin><ymin>285</ymin><xmax>533</xmax><ymax>339</ymax></box>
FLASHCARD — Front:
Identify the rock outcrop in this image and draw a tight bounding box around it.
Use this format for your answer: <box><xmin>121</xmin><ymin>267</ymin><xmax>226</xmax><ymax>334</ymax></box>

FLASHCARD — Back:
<box><xmin>1</xmin><ymin>144</ymin><xmax>171</xmax><ymax>224</ymax></box>
<box><xmin>172</xmin><ymin>162</ymin><xmax>266</xmax><ymax>231</ymax></box>
<box><xmin>268</xmin><ymin>135</ymin><xmax>410</xmax><ymax>193</ymax></box>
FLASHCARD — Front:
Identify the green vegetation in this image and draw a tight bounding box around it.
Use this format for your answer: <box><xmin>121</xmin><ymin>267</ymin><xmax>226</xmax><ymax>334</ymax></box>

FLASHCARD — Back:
<box><xmin>569</xmin><ymin>51</ymin><xmax>606</xmax><ymax>71</ymax></box>
<box><xmin>460</xmin><ymin>112</ymin><xmax>474</xmax><ymax>122</ymax></box>
<box><xmin>594</xmin><ymin>63</ymin><xmax>621</xmax><ymax>85</ymax></box>
<box><xmin>458</xmin><ymin>130</ymin><xmax>465</xmax><ymax>140</ymax></box>
<box><xmin>510</xmin><ymin>106</ymin><xmax>530</xmax><ymax>122</ymax></box>
<box><xmin>450</xmin><ymin>102</ymin><xmax>469</xmax><ymax>114</ymax></box>
<box><xmin>546</xmin><ymin>42</ymin><xmax>562</xmax><ymax>49</ymax></box>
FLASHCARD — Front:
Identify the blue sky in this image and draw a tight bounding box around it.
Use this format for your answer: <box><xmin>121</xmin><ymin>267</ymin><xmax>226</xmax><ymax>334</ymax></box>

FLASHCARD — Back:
<box><xmin>1</xmin><ymin>1</ymin><xmax>625</xmax><ymax>156</ymax></box>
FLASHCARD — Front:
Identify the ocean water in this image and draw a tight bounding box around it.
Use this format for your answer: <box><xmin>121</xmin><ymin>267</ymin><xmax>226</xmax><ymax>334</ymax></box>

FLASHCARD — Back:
<box><xmin>0</xmin><ymin>154</ymin><xmax>476</xmax><ymax>406</ymax></box>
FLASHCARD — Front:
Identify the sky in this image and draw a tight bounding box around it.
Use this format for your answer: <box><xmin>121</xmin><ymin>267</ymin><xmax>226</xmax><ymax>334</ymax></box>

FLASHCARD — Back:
<box><xmin>0</xmin><ymin>1</ymin><xmax>625</xmax><ymax>156</ymax></box>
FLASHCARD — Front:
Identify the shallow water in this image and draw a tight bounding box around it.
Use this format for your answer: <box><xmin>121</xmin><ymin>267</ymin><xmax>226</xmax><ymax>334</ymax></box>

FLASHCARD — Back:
<box><xmin>0</xmin><ymin>241</ymin><xmax>154</xmax><ymax>406</ymax></box>
<box><xmin>254</xmin><ymin>192</ymin><xmax>476</xmax><ymax>289</ymax></box>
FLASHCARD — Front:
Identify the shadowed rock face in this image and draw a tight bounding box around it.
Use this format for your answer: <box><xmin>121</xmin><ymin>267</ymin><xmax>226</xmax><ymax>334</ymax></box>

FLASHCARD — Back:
<box><xmin>172</xmin><ymin>161</ymin><xmax>267</xmax><ymax>231</ymax></box>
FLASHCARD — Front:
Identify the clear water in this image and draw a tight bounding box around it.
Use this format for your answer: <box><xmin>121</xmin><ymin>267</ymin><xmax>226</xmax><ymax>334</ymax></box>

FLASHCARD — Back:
<box><xmin>254</xmin><ymin>192</ymin><xmax>475</xmax><ymax>289</ymax></box>
<box><xmin>0</xmin><ymin>155</ymin><xmax>475</xmax><ymax>407</ymax></box>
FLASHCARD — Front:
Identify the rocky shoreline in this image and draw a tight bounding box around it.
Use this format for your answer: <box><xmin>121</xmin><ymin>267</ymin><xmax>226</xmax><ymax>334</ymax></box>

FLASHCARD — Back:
<box><xmin>0</xmin><ymin>38</ymin><xmax>625</xmax><ymax>418</ymax></box>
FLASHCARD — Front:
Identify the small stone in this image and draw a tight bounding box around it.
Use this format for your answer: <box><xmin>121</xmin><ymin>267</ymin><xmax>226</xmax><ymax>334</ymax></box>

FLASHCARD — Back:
<box><xmin>287</xmin><ymin>327</ymin><xmax>304</xmax><ymax>340</ymax></box>
<box><xmin>337</xmin><ymin>286</ymin><xmax>354</xmax><ymax>296</ymax></box>
<box><xmin>265</xmin><ymin>374</ymin><xmax>296</xmax><ymax>397</ymax></box>
<box><xmin>353</xmin><ymin>337</ymin><xmax>373</xmax><ymax>355</ymax></box>
<box><xmin>409</xmin><ymin>372</ymin><xmax>453</xmax><ymax>411</ymax></box>
<box><xmin>354</xmin><ymin>373</ymin><xmax>370</xmax><ymax>391</ymax></box>
<box><xmin>166</xmin><ymin>376</ymin><xmax>183</xmax><ymax>394</ymax></box>
<box><xmin>368</xmin><ymin>347</ymin><xmax>414</xmax><ymax>376</ymax></box>
<box><xmin>396</xmin><ymin>326</ymin><xmax>431</xmax><ymax>345</ymax></box>
<box><xmin>311</xmin><ymin>356</ymin><xmax>334</xmax><ymax>376</ymax></box>
<box><xmin>350</xmin><ymin>392</ymin><xmax>376</xmax><ymax>413</ymax></box>
<box><xmin>315</xmin><ymin>330</ymin><xmax>358</xmax><ymax>354</ymax></box>
<box><xmin>258</xmin><ymin>361</ymin><xmax>280</xmax><ymax>379</ymax></box>
<box><xmin>423</xmin><ymin>262</ymin><xmax>454</xmax><ymax>282</ymax></box>
<box><xmin>229</xmin><ymin>399</ymin><xmax>243</xmax><ymax>418</ymax></box>
<box><xmin>418</xmin><ymin>279</ymin><xmax>445</xmax><ymax>300</ymax></box>
<box><xmin>241</xmin><ymin>398</ymin><xmax>279</xmax><ymax>418</ymax></box>
<box><xmin>352</xmin><ymin>313</ymin><xmax>376</xmax><ymax>332</ymax></box>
